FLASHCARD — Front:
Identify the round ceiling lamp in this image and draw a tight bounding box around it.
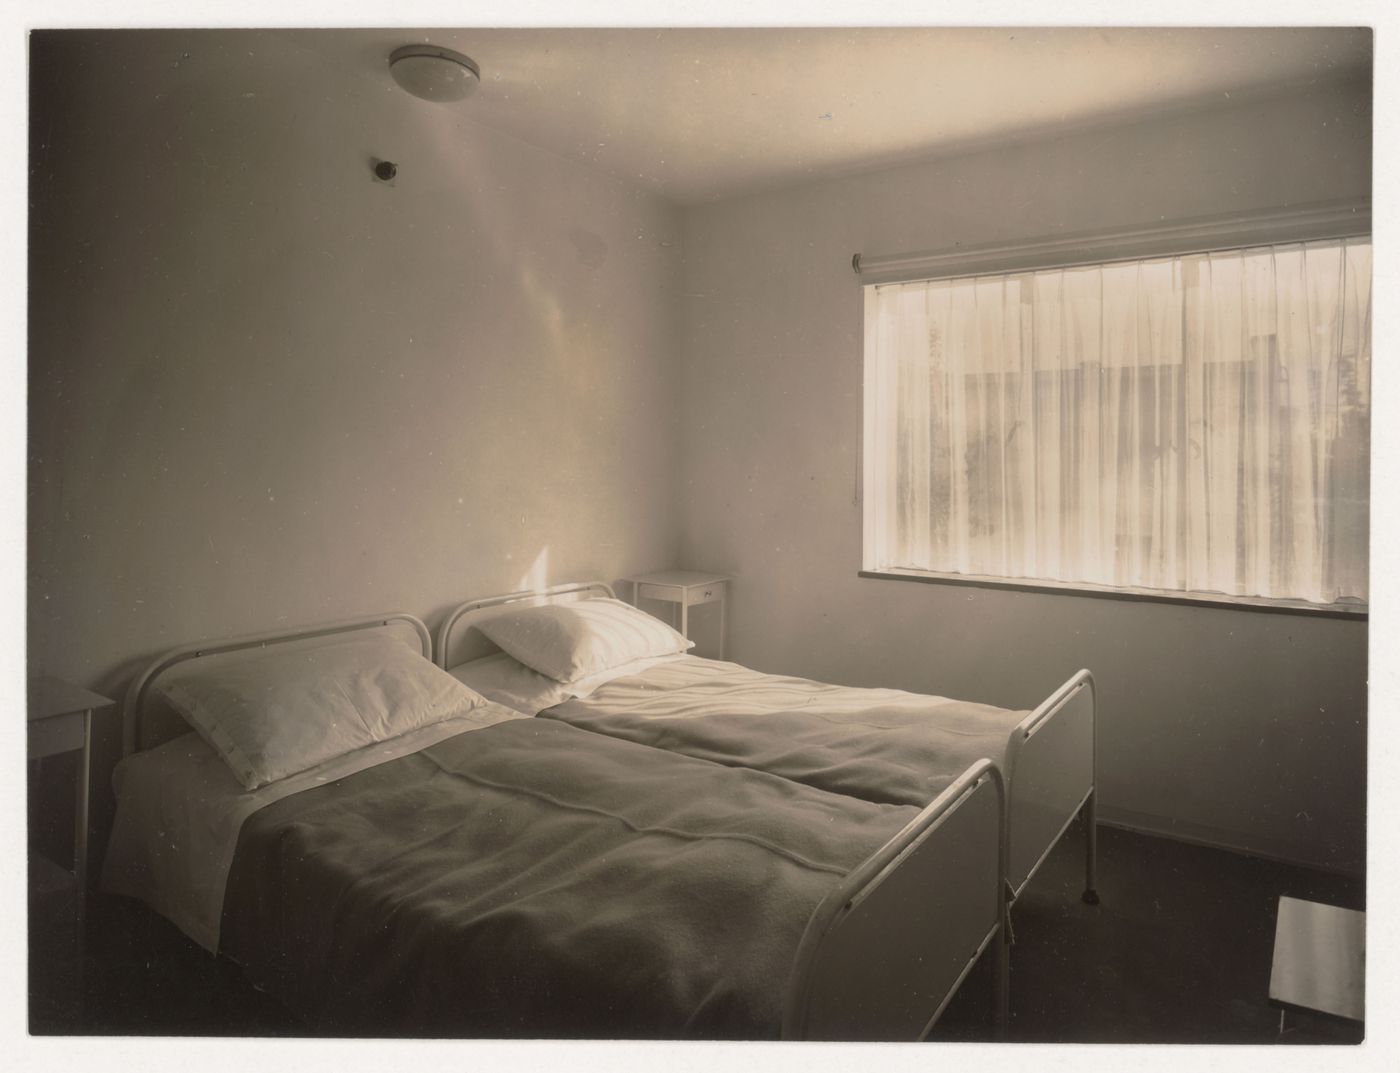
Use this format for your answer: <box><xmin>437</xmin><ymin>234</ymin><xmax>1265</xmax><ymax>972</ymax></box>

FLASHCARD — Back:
<box><xmin>389</xmin><ymin>44</ymin><xmax>481</xmax><ymax>102</ymax></box>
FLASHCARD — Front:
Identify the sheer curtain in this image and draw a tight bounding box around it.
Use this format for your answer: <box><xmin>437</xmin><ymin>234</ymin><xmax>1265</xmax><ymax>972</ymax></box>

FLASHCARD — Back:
<box><xmin>865</xmin><ymin>237</ymin><xmax>1371</xmax><ymax>605</ymax></box>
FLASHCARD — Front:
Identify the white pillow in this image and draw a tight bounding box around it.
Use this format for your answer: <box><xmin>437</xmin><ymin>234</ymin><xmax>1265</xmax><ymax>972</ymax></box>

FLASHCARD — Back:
<box><xmin>475</xmin><ymin>598</ymin><xmax>693</xmax><ymax>683</ymax></box>
<box><xmin>154</xmin><ymin>634</ymin><xmax>487</xmax><ymax>790</ymax></box>
<box><xmin>449</xmin><ymin>650</ymin><xmax>689</xmax><ymax>715</ymax></box>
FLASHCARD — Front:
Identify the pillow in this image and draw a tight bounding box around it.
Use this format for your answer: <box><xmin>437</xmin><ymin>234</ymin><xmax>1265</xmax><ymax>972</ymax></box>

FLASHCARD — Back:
<box><xmin>449</xmin><ymin>649</ymin><xmax>689</xmax><ymax>715</ymax></box>
<box><xmin>154</xmin><ymin>633</ymin><xmax>487</xmax><ymax>790</ymax></box>
<box><xmin>475</xmin><ymin>598</ymin><xmax>693</xmax><ymax>683</ymax></box>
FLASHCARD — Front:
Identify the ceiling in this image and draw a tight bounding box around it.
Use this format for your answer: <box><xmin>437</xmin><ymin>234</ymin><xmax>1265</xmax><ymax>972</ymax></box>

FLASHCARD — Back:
<box><xmin>308</xmin><ymin>26</ymin><xmax>1371</xmax><ymax>205</ymax></box>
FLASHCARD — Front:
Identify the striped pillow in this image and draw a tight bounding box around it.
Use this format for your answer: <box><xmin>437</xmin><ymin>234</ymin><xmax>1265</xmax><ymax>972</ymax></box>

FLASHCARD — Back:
<box><xmin>477</xmin><ymin>598</ymin><xmax>693</xmax><ymax>683</ymax></box>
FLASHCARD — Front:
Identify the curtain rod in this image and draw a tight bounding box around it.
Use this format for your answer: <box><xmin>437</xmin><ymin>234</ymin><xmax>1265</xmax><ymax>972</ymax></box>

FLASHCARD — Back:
<box><xmin>852</xmin><ymin>199</ymin><xmax>1371</xmax><ymax>285</ymax></box>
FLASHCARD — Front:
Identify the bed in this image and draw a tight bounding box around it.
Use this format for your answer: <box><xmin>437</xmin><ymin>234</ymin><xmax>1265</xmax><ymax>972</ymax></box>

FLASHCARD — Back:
<box><xmin>436</xmin><ymin>582</ymin><xmax>1099</xmax><ymax>906</ymax></box>
<box><xmin>102</xmin><ymin>611</ymin><xmax>1011</xmax><ymax>1040</ymax></box>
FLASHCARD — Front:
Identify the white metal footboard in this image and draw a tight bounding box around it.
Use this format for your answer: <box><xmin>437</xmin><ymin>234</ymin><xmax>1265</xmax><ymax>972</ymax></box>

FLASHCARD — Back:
<box><xmin>1003</xmin><ymin>669</ymin><xmax>1097</xmax><ymax>901</ymax></box>
<box><xmin>783</xmin><ymin>759</ymin><xmax>1008</xmax><ymax>1041</ymax></box>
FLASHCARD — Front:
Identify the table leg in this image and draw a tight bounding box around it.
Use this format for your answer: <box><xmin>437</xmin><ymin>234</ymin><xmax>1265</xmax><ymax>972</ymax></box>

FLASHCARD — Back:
<box><xmin>75</xmin><ymin>709</ymin><xmax>91</xmax><ymax>1010</ymax></box>
<box><xmin>75</xmin><ymin>711</ymin><xmax>90</xmax><ymax>896</ymax></box>
<box><xmin>718</xmin><ymin>593</ymin><xmax>726</xmax><ymax>660</ymax></box>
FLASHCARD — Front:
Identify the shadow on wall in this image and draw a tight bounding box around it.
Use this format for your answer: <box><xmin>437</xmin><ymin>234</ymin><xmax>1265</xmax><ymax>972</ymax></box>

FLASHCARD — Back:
<box><xmin>418</xmin><ymin>110</ymin><xmax>633</xmax><ymax>403</ymax></box>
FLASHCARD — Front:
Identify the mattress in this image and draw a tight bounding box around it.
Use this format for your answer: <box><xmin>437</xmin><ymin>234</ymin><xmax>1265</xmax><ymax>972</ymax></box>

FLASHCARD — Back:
<box><xmin>538</xmin><ymin>656</ymin><xmax>1028</xmax><ymax>808</ymax></box>
<box><xmin>215</xmin><ymin>717</ymin><xmax>919</xmax><ymax>1038</ymax></box>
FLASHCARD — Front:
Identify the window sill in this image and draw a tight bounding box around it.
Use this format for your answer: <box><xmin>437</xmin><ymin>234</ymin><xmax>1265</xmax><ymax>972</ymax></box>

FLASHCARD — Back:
<box><xmin>858</xmin><ymin>569</ymin><xmax>1368</xmax><ymax>620</ymax></box>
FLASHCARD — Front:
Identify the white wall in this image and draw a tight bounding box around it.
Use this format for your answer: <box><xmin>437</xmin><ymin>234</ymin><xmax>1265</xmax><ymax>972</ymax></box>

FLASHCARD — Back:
<box><xmin>28</xmin><ymin>31</ymin><xmax>683</xmax><ymax>797</ymax></box>
<box><xmin>676</xmin><ymin>82</ymin><xmax>1371</xmax><ymax>873</ymax></box>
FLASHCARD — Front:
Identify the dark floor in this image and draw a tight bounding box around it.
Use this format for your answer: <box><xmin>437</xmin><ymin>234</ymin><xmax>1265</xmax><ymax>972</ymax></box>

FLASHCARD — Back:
<box><xmin>934</xmin><ymin>819</ymin><xmax>1364</xmax><ymax>1044</ymax></box>
<box><xmin>30</xmin><ymin>820</ymin><xmax>1364</xmax><ymax>1043</ymax></box>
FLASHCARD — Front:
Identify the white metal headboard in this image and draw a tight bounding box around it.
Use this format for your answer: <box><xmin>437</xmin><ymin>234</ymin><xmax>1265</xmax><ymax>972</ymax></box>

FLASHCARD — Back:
<box><xmin>435</xmin><ymin>581</ymin><xmax>616</xmax><ymax>670</ymax></box>
<box><xmin>122</xmin><ymin>612</ymin><xmax>432</xmax><ymax>755</ymax></box>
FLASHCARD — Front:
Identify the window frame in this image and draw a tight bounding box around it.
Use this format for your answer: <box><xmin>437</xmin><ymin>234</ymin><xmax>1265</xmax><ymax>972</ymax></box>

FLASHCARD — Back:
<box><xmin>856</xmin><ymin>202</ymin><xmax>1371</xmax><ymax>617</ymax></box>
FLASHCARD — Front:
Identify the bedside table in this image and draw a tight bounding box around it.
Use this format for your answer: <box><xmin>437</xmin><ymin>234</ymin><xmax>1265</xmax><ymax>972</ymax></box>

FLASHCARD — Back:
<box><xmin>1269</xmin><ymin>896</ymin><xmax>1365</xmax><ymax>1032</ymax></box>
<box><xmin>624</xmin><ymin>571</ymin><xmax>731</xmax><ymax>659</ymax></box>
<box><xmin>28</xmin><ymin>677</ymin><xmax>114</xmax><ymax>928</ymax></box>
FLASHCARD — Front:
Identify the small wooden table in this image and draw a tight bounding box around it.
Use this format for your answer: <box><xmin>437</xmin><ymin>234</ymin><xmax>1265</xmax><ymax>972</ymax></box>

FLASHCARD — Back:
<box><xmin>28</xmin><ymin>678</ymin><xmax>115</xmax><ymax>926</ymax></box>
<box><xmin>1268</xmin><ymin>895</ymin><xmax>1365</xmax><ymax>1028</ymax></box>
<box><xmin>624</xmin><ymin>571</ymin><xmax>730</xmax><ymax>659</ymax></box>
<box><xmin>29</xmin><ymin>678</ymin><xmax>115</xmax><ymax>1021</ymax></box>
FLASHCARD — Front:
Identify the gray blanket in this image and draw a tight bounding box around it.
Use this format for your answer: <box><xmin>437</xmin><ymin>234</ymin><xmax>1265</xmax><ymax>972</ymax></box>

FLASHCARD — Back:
<box><xmin>219</xmin><ymin>717</ymin><xmax>917</xmax><ymax>1038</ymax></box>
<box><xmin>542</xmin><ymin>658</ymin><xmax>1027</xmax><ymax>807</ymax></box>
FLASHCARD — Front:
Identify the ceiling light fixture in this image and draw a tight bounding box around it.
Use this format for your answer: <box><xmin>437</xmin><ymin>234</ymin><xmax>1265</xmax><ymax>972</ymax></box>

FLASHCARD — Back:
<box><xmin>389</xmin><ymin>44</ymin><xmax>481</xmax><ymax>103</ymax></box>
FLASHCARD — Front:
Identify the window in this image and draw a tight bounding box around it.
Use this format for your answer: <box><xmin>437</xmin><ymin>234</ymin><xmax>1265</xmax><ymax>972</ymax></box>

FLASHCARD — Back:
<box><xmin>862</xmin><ymin>237</ymin><xmax>1371</xmax><ymax>608</ymax></box>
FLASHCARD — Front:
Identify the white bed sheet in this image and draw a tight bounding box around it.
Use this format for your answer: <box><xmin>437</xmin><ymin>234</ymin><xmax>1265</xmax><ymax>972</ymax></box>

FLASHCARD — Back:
<box><xmin>101</xmin><ymin>701</ymin><xmax>530</xmax><ymax>953</ymax></box>
<box><xmin>447</xmin><ymin>650</ymin><xmax>689</xmax><ymax>715</ymax></box>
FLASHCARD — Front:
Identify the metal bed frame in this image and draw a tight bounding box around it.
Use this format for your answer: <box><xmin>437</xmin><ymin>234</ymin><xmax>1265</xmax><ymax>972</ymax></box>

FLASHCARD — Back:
<box><xmin>122</xmin><ymin>612</ymin><xmax>433</xmax><ymax>755</ymax></box>
<box><xmin>438</xmin><ymin>580</ymin><xmax>1099</xmax><ymax>906</ymax></box>
<box><xmin>118</xmin><ymin>610</ymin><xmax>1010</xmax><ymax>1040</ymax></box>
<box><xmin>783</xmin><ymin>758</ymin><xmax>1008</xmax><ymax>1040</ymax></box>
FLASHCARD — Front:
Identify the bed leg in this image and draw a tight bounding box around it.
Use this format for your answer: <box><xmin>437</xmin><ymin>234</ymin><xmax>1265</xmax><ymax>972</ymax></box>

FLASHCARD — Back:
<box><xmin>994</xmin><ymin>913</ymin><xmax>1010</xmax><ymax>1039</ymax></box>
<box><xmin>1081</xmin><ymin>790</ymin><xmax>1100</xmax><ymax>906</ymax></box>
